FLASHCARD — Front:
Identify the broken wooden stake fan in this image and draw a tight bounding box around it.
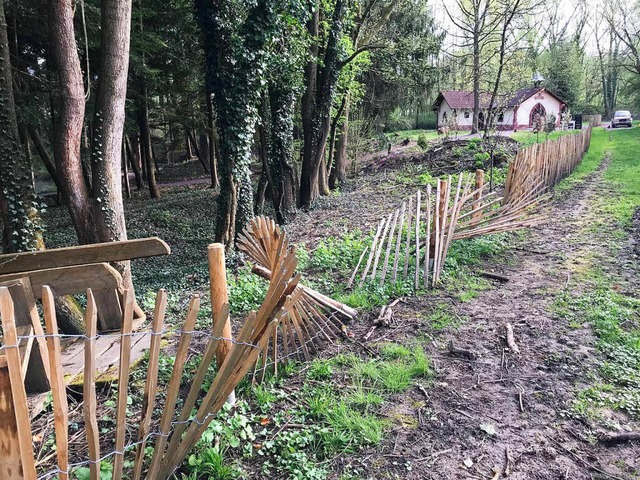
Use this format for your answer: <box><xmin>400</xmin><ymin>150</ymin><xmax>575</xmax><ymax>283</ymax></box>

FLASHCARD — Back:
<box><xmin>238</xmin><ymin>216</ymin><xmax>358</xmax><ymax>380</ymax></box>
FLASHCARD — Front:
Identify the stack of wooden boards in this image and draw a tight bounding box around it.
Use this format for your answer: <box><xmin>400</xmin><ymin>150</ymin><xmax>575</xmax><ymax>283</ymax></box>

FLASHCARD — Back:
<box><xmin>349</xmin><ymin>129</ymin><xmax>592</xmax><ymax>291</ymax></box>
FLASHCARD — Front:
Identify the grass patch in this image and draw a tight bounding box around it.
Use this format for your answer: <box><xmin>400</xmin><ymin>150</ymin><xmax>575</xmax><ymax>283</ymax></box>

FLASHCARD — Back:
<box><xmin>511</xmin><ymin>128</ymin><xmax>582</xmax><ymax>147</ymax></box>
<box><xmin>554</xmin><ymin>287</ymin><xmax>640</xmax><ymax>418</ymax></box>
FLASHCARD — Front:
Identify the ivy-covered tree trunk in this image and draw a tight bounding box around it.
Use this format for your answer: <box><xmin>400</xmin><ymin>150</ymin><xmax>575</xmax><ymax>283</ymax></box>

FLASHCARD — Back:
<box><xmin>0</xmin><ymin>0</ymin><xmax>42</xmax><ymax>253</ymax></box>
<box><xmin>90</xmin><ymin>0</ymin><xmax>133</xmax><ymax>288</ymax></box>
<box><xmin>263</xmin><ymin>85</ymin><xmax>297</xmax><ymax>223</ymax></box>
<box><xmin>330</xmin><ymin>94</ymin><xmax>350</xmax><ymax>188</ymax></box>
<box><xmin>1</xmin><ymin>0</ymin><xmax>85</xmax><ymax>334</ymax></box>
<box><xmin>195</xmin><ymin>0</ymin><xmax>276</xmax><ymax>247</ymax></box>
<box><xmin>299</xmin><ymin>0</ymin><xmax>347</xmax><ymax>208</ymax></box>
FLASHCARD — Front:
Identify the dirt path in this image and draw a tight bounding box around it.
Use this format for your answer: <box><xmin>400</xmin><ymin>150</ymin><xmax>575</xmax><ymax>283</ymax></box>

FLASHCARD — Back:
<box><xmin>349</xmin><ymin>157</ymin><xmax>640</xmax><ymax>479</ymax></box>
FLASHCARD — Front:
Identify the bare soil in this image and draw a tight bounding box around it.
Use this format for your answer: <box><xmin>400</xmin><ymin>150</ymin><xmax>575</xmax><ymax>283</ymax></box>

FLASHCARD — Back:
<box><xmin>289</xmin><ymin>156</ymin><xmax>640</xmax><ymax>478</ymax></box>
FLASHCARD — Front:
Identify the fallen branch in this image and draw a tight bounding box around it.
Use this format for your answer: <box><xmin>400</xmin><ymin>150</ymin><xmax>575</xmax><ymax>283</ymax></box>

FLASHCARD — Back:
<box><xmin>447</xmin><ymin>340</ymin><xmax>476</xmax><ymax>360</ymax></box>
<box><xmin>598</xmin><ymin>432</ymin><xmax>640</xmax><ymax>445</ymax></box>
<box><xmin>504</xmin><ymin>323</ymin><xmax>520</xmax><ymax>354</ymax></box>
<box><xmin>479</xmin><ymin>271</ymin><xmax>510</xmax><ymax>283</ymax></box>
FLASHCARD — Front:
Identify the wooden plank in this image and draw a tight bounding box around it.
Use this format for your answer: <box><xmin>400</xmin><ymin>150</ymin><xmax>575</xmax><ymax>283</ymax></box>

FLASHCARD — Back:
<box><xmin>0</xmin><ymin>264</ymin><xmax>122</xmax><ymax>298</ymax></box>
<box><xmin>392</xmin><ymin>203</ymin><xmax>406</xmax><ymax>283</ymax></box>
<box><xmin>423</xmin><ymin>184</ymin><xmax>432</xmax><ymax>288</ymax></box>
<box><xmin>403</xmin><ymin>195</ymin><xmax>414</xmax><ymax>279</ymax></box>
<box><xmin>207</xmin><ymin>244</ymin><xmax>234</xmax><ymax>372</ymax></box>
<box><xmin>112</xmin><ymin>289</ymin><xmax>135</xmax><ymax>480</ymax></box>
<box><xmin>414</xmin><ymin>190</ymin><xmax>421</xmax><ymax>290</ymax></box>
<box><xmin>359</xmin><ymin>220</ymin><xmax>383</xmax><ymax>287</ymax></box>
<box><xmin>0</xmin><ymin>288</ymin><xmax>37</xmax><ymax>480</ymax></box>
<box><xmin>42</xmin><ymin>287</ymin><xmax>69</xmax><ymax>480</ymax></box>
<box><xmin>93</xmin><ymin>288</ymin><xmax>124</xmax><ymax>332</ymax></box>
<box><xmin>0</xmin><ymin>238</ymin><xmax>171</xmax><ymax>275</ymax></box>
<box><xmin>370</xmin><ymin>213</ymin><xmax>392</xmax><ymax>280</ymax></box>
<box><xmin>84</xmin><ymin>290</ymin><xmax>101</xmax><ymax>480</ymax></box>
<box><xmin>133</xmin><ymin>289</ymin><xmax>167</xmax><ymax>480</ymax></box>
<box><xmin>380</xmin><ymin>209</ymin><xmax>399</xmax><ymax>287</ymax></box>
<box><xmin>0</xmin><ymin>356</ymin><xmax>22</xmax><ymax>480</ymax></box>
<box><xmin>0</xmin><ymin>278</ymin><xmax>50</xmax><ymax>393</ymax></box>
<box><xmin>346</xmin><ymin>246</ymin><xmax>368</xmax><ymax>289</ymax></box>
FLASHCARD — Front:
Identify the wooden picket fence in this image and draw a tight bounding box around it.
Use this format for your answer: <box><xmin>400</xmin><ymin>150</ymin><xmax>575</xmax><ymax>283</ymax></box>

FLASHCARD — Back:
<box><xmin>350</xmin><ymin>128</ymin><xmax>593</xmax><ymax>290</ymax></box>
<box><xmin>0</xmin><ymin>229</ymin><xmax>353</xmax><ymax>479</ymax></box>
<box><xmin>504</xmin><ymin>127</ymin><xmax>592</xmax><ymax>205</ymax></box>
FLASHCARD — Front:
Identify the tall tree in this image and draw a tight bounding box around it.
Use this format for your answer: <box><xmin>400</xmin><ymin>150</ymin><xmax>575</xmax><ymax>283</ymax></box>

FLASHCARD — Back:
<box><xmin>0</xmin><ymin>0</ymin><xmax>41</xmax><ymax>253</ymax></box>
<box><xmin>48</xmin><ymin>0</ymin><xmax>95</xmax><ymax>244</ymax></box>
<box><xmin>90</xmin><ymin>0</ymin><xmax>133</xmax><ymax>284</ymax></box>
<box><xmin>299</xmin><ymin>0</ymin><xmax>348</xmax><ymax>207</ymax></box>
<box><xmin>48</xmin><ymin>0</ymin><xmax>134</xmax><ymax>285</ymax></box>
<box><xmin>195</xmin><ymin>0</ymin><xmax>277</xmax><ymax>247</ymax></box>
<box><xmin>445</xmin><ymin>0</ymin><xmax>500</xmax><ymax>133</ymax></box>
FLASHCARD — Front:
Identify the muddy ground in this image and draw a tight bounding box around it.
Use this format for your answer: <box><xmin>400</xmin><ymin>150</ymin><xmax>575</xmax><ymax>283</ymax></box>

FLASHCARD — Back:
<box><xmin>286</xmin><ymin>151</ymin><xmax>640</xmax><ymax>478</ymax></box>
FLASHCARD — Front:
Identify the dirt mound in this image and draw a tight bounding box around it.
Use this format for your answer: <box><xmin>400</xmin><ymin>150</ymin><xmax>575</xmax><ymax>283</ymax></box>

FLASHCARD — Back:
<box><xmin>362</xmin><ymin>136</ymin><xmax>520</xmax><ymax>176</ymax></box>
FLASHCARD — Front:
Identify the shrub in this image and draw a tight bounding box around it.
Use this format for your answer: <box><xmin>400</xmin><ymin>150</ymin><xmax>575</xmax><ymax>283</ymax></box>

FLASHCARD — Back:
<box><xmin>417</xmin><ymin>133</ymin><xmax>430</xmax><ymax>150</ymax></box>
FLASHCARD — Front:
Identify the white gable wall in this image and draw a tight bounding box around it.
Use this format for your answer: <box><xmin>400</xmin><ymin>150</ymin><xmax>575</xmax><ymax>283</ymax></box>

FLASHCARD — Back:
<box><xmin>516</xmin><ymin>91</ymin><xmax>563</xmax><ymax>127</ymax></box>
<box><xmin>437</xmin><ymin>101</ymin><xmax>474</xmax><ymax>128</ymax></box>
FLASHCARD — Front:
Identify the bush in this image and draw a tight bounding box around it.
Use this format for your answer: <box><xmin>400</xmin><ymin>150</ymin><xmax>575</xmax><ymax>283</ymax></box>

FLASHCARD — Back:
<box><xmin>415</xmin><ymin>111</ymin><xmax>437</xmax><ymax>130</ymax></box>
<box><xmin>417</xmin><ymin>133</ymin><xmax>430</xmax><ymax>150</ymax></box>
<box><xmin>473</xmin><ymin>151</ymin><xmax>490</xmax><ymax>168</ymax></box>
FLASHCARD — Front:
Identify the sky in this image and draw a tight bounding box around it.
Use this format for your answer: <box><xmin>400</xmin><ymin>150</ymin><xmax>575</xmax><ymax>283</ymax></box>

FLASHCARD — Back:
<box><xmin>431</xmin><ymin>0</ymin><xmax>591</xmax><ymax>51</ymax></box>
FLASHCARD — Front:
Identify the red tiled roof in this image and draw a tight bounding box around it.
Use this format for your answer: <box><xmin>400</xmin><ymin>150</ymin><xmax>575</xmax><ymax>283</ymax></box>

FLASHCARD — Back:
<box><xmin>434</xmin><ymin>88</ymin><xmax>567</xmax><ymax>110</ymax></box>
<box><xmin>435</xmin><ymin>90</ymin><xmax>495</xmax><ymax>109</ymax></box>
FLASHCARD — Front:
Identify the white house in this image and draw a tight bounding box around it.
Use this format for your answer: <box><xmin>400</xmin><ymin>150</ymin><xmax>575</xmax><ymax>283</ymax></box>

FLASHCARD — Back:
<box><xmin>433</xmin><ymin>87</ymin><xmax>567</xmax><ymax>131</ymax></box>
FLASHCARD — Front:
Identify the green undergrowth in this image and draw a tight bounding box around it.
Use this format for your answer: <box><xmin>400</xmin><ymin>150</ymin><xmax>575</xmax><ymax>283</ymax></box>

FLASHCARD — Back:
<box><xmin>554</xmin><ymin>287</ymin><xmax>640</xmax><ymax>419</ymax></box>
<box><xmin>553</xmin><ymin>125</ymin><xmax>640</xmax><ymax>421</ymax></box>
<box><xmin>176</xmin><ymin>342</ymin><xmax>431</xmax><ymax>479</ymax></box>
<box><xmin>511</xmin><ymin>128</ymin><xmax>582</xmax><ymax>147</ymax></box>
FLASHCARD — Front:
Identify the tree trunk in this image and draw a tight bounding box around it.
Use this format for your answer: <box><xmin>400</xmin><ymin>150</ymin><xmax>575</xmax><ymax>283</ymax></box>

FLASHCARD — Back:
<box><xmin>299</xmin><ymin>0</ymin><xmax>347</xmax><ymax>208</ymax></box>
<box><xmin>125</xmin><ymin>134</ymin><xmax>143</xmax><ymax>190</ymax></box>
<box><xmin>90</xmin><ymin>0</ymin><xmax>133</xmax><ymax>288</ymax></box>
<box><xmin>48</xmin><ymin>0</ymin><xmax>95</xmax><ymax>244</ymax></box>
<box><xmin>138</xmin><ymin>96</ymin><xmax>159</xmax><ymax>199</ymax></box>
<box><xmin>472</xmin><ymin>18</ymin><xmax>480</xmax><ymax>134</ymax></box>
<box><xmin>187</xmin><ymin>128</ymin><xmax>208</xmax><ymax>173</ymax></box>
<box><xmin>0</xmin><ymin>0</ymin><xmax>42</xmax><ymax>252</ymax></box>
<box><xmin>205</xmin><ymin>89</ymin><xmax>219</xmax><ymax>189</ymax></box>
<box><xmin>330</xmin><ymin>94</ymin><xmax>350</xmax><ymax>188</ymax></box>
<box><xmin>122</xmin><ymin>135</ymin><xmax>131</xmax><ymax>198</ymax></box>
<box><xmin>27</xmin><ymin>125</ymin><xmax>60</xmax><ymax>190</ymax></box>
<box><xmin>1</xmin><ymin>1</ymin><xmax>85</xmax><ymax>334</ymax></box>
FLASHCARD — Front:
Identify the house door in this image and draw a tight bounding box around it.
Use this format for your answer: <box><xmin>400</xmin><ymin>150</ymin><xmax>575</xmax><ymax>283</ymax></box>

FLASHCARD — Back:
<box><xmin>530</xmin><ymin>103</ymin><xmax>546</xmax><ymax>127</ymax></box>
<box><xmin>478</xmin><ymin>111</ymin><xmax>485</xmax><ymax>130</ymax></box>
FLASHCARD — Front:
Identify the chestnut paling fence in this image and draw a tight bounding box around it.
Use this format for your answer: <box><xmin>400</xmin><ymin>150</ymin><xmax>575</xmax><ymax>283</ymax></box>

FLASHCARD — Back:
<box><xmin>0</xmin><ymin>223</ymin><xmax>354</xmax><ymax>480</ymax></box>
<box><xmin>349</xmin><ymin>127</ymin><xmax>593</xmax><ymax>289</ymax></box>
<box><xmin>0</xmin><ymin>128</ymin><xmax>592</xmax><ymax>480</ymax></box>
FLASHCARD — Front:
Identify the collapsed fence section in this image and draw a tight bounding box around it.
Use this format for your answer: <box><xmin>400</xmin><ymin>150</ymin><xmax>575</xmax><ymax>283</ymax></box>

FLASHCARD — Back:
<box><xmin>504</xmin><ymin>126</ymin><xmax>592</xmax><ymax>205</ymax></box>
<box><xmin>0</xmin><ymin>232</ymin><xmax>350</xmax><ymax>480</ymax></box>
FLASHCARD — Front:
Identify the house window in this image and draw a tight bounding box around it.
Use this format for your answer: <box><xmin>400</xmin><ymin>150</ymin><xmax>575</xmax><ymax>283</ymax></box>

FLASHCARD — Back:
<box><xmin>497</xmin><ymin>112</ymin><xmax>504</xmax><ymax>122</ymax></box>
<box><xmin>464</xmin><ymin>111</ymin><xmax>470</xmax><ymax>119</ymax></box>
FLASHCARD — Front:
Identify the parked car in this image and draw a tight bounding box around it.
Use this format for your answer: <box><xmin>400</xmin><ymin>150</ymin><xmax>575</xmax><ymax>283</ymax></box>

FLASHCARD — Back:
<box><xmin>611</xmin><ymin>110</ymin><xmax>633</xmax><ymax>128</ymax></box>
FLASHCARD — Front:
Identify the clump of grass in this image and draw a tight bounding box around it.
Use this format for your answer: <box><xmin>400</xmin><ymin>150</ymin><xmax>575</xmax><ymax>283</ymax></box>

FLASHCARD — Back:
<box><xmin>352</xmin><ymin>344</ymin><xmax>430</xmax><ymax>393</ymax></box>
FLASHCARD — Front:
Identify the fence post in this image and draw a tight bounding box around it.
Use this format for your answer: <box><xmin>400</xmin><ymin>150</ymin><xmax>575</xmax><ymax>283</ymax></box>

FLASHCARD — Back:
<box><xmin>473</xmin><ymin>169</ymin><xmax>484</xmax><ymax>222</ymax></box>
<box><xmin>207</xmin><ymin>243</ymin><xmax>235</xmax><ymax>404</ymax></box>
<box><xmin>0</xmin><ymin>356</ymin><xmax>23</xmax><ymax>480</ymax></box>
